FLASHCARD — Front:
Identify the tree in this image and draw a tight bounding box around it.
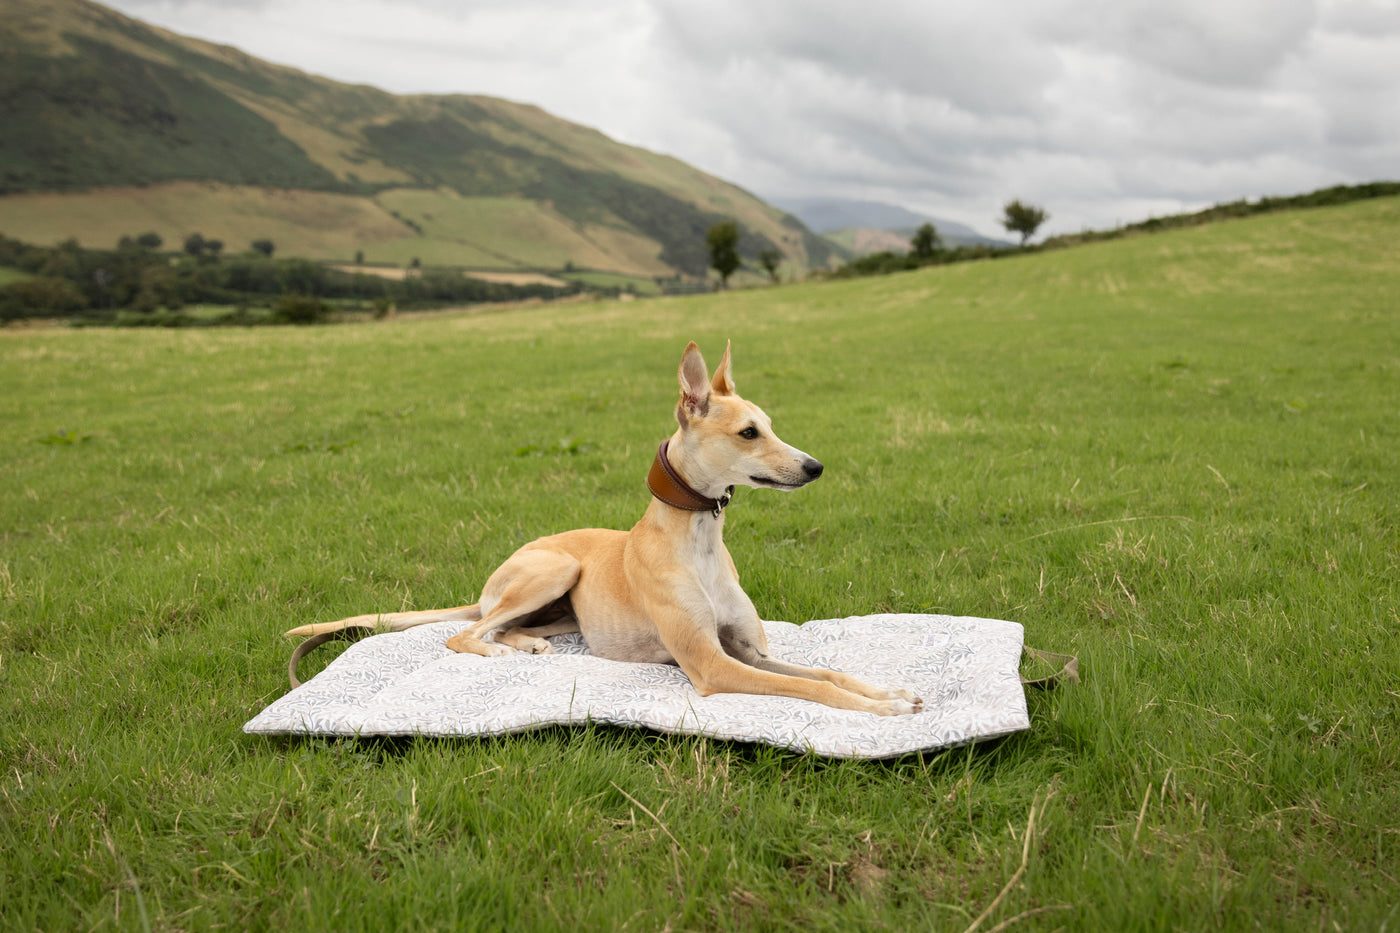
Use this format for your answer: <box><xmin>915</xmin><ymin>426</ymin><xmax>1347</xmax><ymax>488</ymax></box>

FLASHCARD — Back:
<box><xmin>757</xmin><ymin>247</ymin><xmax>782</xmax><ymax>283</ymax></box>
<box><xmin>251</xmin><ymin>239</ymin><xmax>276</xmax><ymax>258</ymax></box>
<box><xmin>1001</xmin><ymin>200</ymin><xmax>1049</xmax><ymax>246</ymax></box>
<box><xmin>706</xmin><ymin>221</ymin><xmax>741</xmax><ymax>288</ymax></box>
<box><xmin>204</xmin><ymin>239</ymin><xmax>224</xmax><ymax>258</ymax></box>
<box><xmin>183</xmin><ymin>233</ymin><xmax>207</xmax><ymax>257</ymax></box>
<box><xmin>910</xmin><ymin>222</ymin><xmax>942</xmax><ymax>259</ymax></box>
<box><xmin>135</xmin><ymin>232</ymin><xmax>163</xmax><ymax>251</ymax></box>
<box><xmin>278</xmin><ymin>259</ymin><xmax>327</xmax><ymax>296</ymax></box>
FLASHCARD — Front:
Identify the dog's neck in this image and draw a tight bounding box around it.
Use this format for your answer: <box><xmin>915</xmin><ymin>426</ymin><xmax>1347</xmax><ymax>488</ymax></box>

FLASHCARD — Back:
<box><xmin>646</xmin><ymin>439</ymin><xmax>733</xmax><ymax>518</ymax></box>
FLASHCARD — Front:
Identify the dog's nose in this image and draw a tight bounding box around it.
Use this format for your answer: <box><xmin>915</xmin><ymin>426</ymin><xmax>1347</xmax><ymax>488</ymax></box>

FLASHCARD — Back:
<box><xmin>803</xmin><ymin>459</ymin><xmax>824</xmax><ymax>479</ymax></box>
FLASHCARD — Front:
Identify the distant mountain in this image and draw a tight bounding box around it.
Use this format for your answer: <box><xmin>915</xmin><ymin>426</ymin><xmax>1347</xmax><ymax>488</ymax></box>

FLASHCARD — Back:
<box><xmin>773</xmin><ymin>197</ymin><xmax>1012</xmax><ymax>249</ymax></box>
<box><xmin>0</xmin><ymin>0</ymin><xmax>835</xmax><ymax>278</ymax></box>
<box><xmin>820</xmin><ymin>227</ymin><xmax>914</xmax><ymax>258</ymax></box>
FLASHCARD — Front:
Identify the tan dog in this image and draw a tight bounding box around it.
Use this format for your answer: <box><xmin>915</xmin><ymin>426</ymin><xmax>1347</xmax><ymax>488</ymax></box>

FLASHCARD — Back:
<box><xmin>288</xmin><ymin>342</ymin><xmax>922</xmax><ymax>716</ymax></box>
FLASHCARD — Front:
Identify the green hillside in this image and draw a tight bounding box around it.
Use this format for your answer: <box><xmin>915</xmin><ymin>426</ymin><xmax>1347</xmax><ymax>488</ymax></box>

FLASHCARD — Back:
<box><xmin>2</xmin><ymin>197</ymin><xmax>1398</xmax><ymax>930</ymax></box>
<box><xmin>0</xmin><ymin>0</ymin><xmax>835</xmax><ymax>277</ymax></box>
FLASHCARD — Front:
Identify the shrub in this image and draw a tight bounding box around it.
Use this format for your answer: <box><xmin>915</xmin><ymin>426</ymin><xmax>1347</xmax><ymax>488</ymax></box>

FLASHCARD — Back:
<box><xmin>1</xmin><ymin>276</ymin><xmax>90</xmax><ymax>319</ymax></box>
<box><xmin>273</xmin><ymin>293</ymin><xmax>328</xmax><ymax>324</ymax></box>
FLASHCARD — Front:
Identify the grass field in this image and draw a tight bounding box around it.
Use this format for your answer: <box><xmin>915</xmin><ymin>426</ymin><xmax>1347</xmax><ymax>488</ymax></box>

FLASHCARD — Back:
<box><xmin>2</xmin><ymin>198</ymin><xmax>1398</xmax><ymax>931</ymax></box>
<box><xmin>566</xmin><ymin>270</ymin><xmax>665</xmax><ymax>296</ymax></box>
<box><xmin>0</xmin><ymin>182</ymin><xmax>414</xmax><ymax>258</ymax></box>
<box><xmin>367</xmin><ymin>191</ymin><xmax>670</xmax><ymax>276</ymax></box>
<box><xmin>0</xmin><ymin>183</ymin><xmax>669</xmax><ymax>274</ymax></box>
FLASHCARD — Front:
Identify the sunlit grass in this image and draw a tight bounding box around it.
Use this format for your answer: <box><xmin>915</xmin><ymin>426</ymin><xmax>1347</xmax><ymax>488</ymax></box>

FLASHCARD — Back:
<box><xmin>2</xmin><ymin>198</ymin><xmax>1398</xmax><ymax>931</ymax></box>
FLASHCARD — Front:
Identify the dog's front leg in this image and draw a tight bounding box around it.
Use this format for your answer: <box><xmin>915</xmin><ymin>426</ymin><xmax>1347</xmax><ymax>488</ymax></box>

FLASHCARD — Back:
<box><xmin>737</xmin><ymin>647</ymin><xmax>923</xmax><ymax>711</ymax></box>
<box><xmin>719</xmin><ymin>617</ymin><xmax>923</xmax><ymax>712</ymax></box>
<box><xmin>653</xmin><ymin>603</ymin><xmax>920</xmax><ymax>716</ymax></box>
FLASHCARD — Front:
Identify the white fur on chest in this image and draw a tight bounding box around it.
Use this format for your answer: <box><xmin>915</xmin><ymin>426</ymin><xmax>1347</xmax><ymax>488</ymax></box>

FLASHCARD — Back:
<box><xmin>684</xmin><ymin>515</ymin><xmax>751</xmax><ymax>625</ymax></box>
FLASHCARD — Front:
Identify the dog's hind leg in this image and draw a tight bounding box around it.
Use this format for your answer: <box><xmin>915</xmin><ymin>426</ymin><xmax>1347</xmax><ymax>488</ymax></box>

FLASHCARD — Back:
<box><xmin>446</xmin><ymin>547</ymin><xmax>581</xmax><ymax>657</ymax></box>
<box><xmin>496</xmin><ymin>619</ymin><xmax>582</xmax><ymax>654</ymax></box>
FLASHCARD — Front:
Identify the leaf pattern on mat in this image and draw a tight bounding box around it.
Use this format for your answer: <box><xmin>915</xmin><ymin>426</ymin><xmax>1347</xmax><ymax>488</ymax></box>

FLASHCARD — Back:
<box><xmin>244</xmin><ymin>614</ymin><xmax>1030</xmax><ymax>759</ymax></box>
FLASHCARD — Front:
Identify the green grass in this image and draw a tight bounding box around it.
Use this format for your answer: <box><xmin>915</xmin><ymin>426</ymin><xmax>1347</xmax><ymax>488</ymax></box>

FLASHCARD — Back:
<box><xmin>566</xmin><ymin>270</ymin><xmax>664</xmax><ymax>295</ymax></box>
<box><xmin>0</xmin><ymin>265</ymin><xmax>33</xmax><ymax>285</ymax></box>
<box><xmin>2</xmin><ymin>198</ymin><xmax>1398</xmax><ymax>931</ymax></box>
<box><xmin>0</xmin><ymin>182</ymin><xmax>412</xmax><ymax>257</ymax></box>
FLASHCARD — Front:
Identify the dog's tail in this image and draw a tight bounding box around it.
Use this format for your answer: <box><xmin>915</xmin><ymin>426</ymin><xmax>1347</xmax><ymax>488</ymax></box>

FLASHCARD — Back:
<box><xmin>285</xmin><ymin>606</ymin><xmax>483</xmax><ymax>638</ymax></box>
<box><xmin>283</xmin><ymin>606</ymin><xmax>482</xmax><ymax>688</ymax></box>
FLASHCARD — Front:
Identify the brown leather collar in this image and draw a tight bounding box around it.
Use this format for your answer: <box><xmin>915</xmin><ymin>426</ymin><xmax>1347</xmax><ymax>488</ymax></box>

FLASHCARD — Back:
<box><xmin>647</xmin><ymin>439</ymin><xmax>733</xmax><ymax>517</ymax></box>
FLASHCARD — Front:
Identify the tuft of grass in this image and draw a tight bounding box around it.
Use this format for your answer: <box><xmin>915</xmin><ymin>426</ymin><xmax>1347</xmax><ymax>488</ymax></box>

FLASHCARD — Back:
<box><xmin>1</xmin><ymin>197</ymin><xmax>1398</xmax><ymax>931</ymax></box>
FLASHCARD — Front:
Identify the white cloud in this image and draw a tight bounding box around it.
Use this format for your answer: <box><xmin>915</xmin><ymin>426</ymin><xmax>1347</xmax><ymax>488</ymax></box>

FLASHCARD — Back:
<box><xmin>103</xmin><ymin>0</ymin><xmax>1400</xmax><ymax>237</ymax></box>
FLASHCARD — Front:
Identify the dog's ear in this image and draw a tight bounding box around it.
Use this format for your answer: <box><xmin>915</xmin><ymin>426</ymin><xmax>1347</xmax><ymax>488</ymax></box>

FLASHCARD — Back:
<box><xmin>710</xmin><ymin>339</ymin><xmax>735</xmax><ymax>396</ymax></box>
<box><xmin>677</xmin><ymin>341</ymin><xmax>711</xmax><ymax>423</ymax></box>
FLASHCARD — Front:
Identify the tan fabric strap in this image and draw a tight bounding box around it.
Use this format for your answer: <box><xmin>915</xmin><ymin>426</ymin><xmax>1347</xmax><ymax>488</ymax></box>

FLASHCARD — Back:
<box><xmin>1019</xmin><ymin>646</ymin><xmax>1080</xmax><ymax>690</ymax></box>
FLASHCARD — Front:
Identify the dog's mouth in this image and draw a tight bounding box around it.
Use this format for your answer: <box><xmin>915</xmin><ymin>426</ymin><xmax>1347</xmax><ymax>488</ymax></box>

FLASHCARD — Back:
<box><xmin>749</xmin><ymin>475</ymin><xmax>807</xmax><ymax>489</ymax></box>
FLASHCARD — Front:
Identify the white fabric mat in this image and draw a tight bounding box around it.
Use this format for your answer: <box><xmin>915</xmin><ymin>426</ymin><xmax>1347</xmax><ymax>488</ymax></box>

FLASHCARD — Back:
<box><xmin>244</xmin><ymin>614</ymin><xmax>1030</xmax><ymax>759</ymax></box>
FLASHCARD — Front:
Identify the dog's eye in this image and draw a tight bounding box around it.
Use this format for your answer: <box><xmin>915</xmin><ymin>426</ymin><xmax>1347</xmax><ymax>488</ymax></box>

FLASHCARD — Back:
<box><xmin>738</xmin><ymin>426</ymin><xmax>760</xmax><ymax>440</ymax></box>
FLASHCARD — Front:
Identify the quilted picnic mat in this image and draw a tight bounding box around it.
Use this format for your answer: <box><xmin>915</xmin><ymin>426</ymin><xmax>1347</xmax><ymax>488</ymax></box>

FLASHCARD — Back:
<box><xmin>244</xmin><ymin>614</ymin><xmax>1032</xmax><ymax>759</ymax></box>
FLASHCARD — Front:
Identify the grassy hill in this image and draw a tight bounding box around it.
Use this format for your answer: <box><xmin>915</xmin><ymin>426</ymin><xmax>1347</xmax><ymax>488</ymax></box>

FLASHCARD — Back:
<box><xmin>2</xmin><ymin>196</ymin><xmax>1397</xmax><ymax>929</ymax></box>
<box><xmin>0</xmin><ymin>0</ymin><xmax>835</xmax><ymax>279</ymax></box>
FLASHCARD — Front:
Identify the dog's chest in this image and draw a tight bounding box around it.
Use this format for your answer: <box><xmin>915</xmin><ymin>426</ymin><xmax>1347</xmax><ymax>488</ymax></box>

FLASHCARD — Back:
<box><xmin>685</xmin><ymin>520</ymin><xmax>749</xmax><ymax>620</ymax></box>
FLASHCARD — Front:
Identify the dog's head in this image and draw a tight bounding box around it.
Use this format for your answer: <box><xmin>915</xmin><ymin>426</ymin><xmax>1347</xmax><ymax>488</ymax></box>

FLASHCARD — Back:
<box><xmin>670</xmin><ymin>341</ymin><xmax>823</xmax><ymax>496</ymax></box>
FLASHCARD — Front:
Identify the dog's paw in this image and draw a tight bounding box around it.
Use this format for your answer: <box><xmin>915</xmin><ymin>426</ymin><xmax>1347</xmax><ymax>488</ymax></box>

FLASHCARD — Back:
<box><xmin>874</xmin><ymin>694</ymin><xmax>923</xmax><ymax>716</ymax></box>
<box><xmin>446</xmin><ymin>633</ymin><xmax>516</xmax><ymax>657</ymax></box>
<box><xmin>494</xmin><ymin>632</ymin><xmax>555</xmax><ymax>654</ymax></box>
<box><xmin>871</xmin><ymin>686</ymin><xmax>920</xmax><ymax>705</ymax></box>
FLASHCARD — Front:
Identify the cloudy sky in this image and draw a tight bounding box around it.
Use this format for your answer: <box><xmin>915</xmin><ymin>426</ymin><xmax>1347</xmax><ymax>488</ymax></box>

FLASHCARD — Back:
<box><xmin>105</xmin><ymin>0</ymin><xmax>1400</xmax><ymax>237</ymax></box>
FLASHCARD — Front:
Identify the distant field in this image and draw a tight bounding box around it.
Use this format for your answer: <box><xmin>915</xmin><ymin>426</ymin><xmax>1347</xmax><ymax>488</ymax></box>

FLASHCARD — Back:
<box><xmin>0</xmin><ymin>183</ymin><xmax>669</xmax><ymax>275</ymax></box>
<box><xmin>565</xmin><ymin>270</ymin><xmax>664</xmax><ymax>295</ymax></box>
<box><xmin>368</xmin><ymin>190</ymin><xmax>670</xmax><ymax>275</ymax></box>
<box><xmin>2</xmin><ymin>198</ymin><xmax>1397</xmax><ymax>931</ymax></box>
<box><xmin>463</xmin><ymin>270</ymin><xmax>569</xmax><ymax>287</ymax></box>
<box><xmin>0</xmin><ymin>266</ymin><xmax>34</xmax><ymax>285</ymax></box>
<box><xmin>322</xmin><ymin>264</ymin><xmax>573</xmax><ymax>287</ymax></box>
<box><xmin>0</xmin><ymin>182</ymin><xmax>413</xmax><ymax>257</ymax></box>
<box><xmin>327</xmin><ymin>263</ymin><xmax>417</xmax><ymax>280</ymax></box>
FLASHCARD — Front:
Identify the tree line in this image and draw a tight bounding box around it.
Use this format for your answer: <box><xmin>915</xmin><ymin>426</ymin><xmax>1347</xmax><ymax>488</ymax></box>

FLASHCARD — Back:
<box><xmin>704</xmin><ymin>199</ymin><xmax>1050</xmax><ymax>286</ymax></box>
<box><xmin>0</xmin><ymin>233</ymin><xmax>582</xmax><ymax>323</ymax></box>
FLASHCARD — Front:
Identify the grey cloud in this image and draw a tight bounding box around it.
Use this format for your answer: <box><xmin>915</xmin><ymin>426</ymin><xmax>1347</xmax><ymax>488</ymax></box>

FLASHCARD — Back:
<box><xmin>652</xmin><ymin>0</ymin><xmax>1061</xmax><ymax>116</ymax></box>
<box><xmin>1039</xmin><ymin>0</ymin><xmax>1319</xmax><ymax>88</ymax></box>
<box><xmin>1320</xmin><ymin>0</ymin><xmax>1400</xmax><ymax>36</ymax></box>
